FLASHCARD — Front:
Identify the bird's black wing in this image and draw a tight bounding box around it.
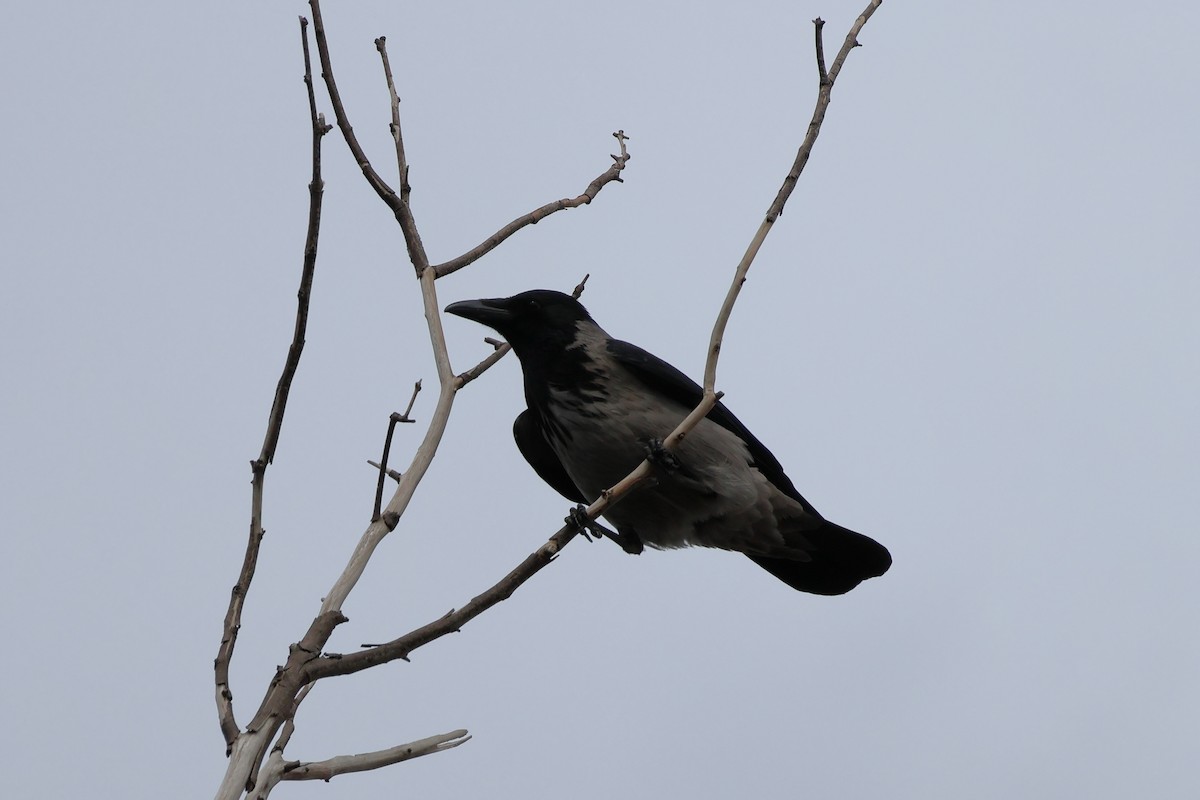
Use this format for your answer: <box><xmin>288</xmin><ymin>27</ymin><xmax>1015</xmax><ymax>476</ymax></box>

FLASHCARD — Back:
<box><xmin>606</xmin><ymin>338</ymin><xmax>821</xmax><ymax>517</ymax></box>
<box><xmin>512</xmin><ymin>408</ymin><xmax>587</xmax><ymax>503</ymax></box>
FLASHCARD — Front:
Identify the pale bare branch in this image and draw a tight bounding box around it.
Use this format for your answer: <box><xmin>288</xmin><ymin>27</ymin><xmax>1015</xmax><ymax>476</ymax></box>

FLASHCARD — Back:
<box><xmin>708</xmin><ymin>0</ymin><xmax>884</xmax><ymax>393</ymax></box>
<box><xmin>280</xmin><ymin>730</ymin><xmax>471</xmax><ymax>782</ymax></box>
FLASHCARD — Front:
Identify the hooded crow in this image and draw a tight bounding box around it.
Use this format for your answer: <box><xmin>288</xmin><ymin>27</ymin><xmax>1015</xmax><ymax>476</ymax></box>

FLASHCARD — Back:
<box><xmin>446</xmin><ymin>289</ymin><xmax>891</xmax><ymax>595</ymax></box>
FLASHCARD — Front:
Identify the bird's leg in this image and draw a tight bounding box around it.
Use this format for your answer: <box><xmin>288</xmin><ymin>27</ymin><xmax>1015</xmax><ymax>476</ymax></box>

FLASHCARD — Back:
<box><xmin>609</xmin><ymin>525</ymin><xmax>645</xmax><ymax>555</ymax></box>
<box><xmin>641</xmin><ymin>437</ymin><xmax>681</xmax><ymax>474</ymax></box>
<box><xmin>565</xmin><ymin>505</ymin><xmax>644</xmax><ymax>555</ymax></box>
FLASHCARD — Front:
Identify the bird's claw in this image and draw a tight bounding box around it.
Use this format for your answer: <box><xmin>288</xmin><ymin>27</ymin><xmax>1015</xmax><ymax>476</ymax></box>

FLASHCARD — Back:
<box><xmin>564</xmin><ymin>505</ymin><xmax>643</xmax><ymax>555</ymax></box>
<box><xmin>642</xmin><ymin>437</ymin><xmax>681</xmax><ymax>473</ymax></box>
<box><xmin>566</xmin><ymin>505</ymin><xmax>596</xmax><ymax>542</ymax></box>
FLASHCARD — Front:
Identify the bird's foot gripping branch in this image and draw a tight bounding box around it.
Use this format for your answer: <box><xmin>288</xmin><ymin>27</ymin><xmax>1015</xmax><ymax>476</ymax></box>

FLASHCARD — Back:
<box><xmin>641</xmin><ymin>437</ymin><xmax>683</xmax><ymax>474</ymax></box>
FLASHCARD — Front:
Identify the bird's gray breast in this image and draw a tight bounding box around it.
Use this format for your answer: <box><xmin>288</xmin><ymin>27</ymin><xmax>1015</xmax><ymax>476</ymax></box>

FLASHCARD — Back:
<box><xmin>538</xmin><ymin>334</ymin><xmax>795</xmax><ymax>554</ymax></box>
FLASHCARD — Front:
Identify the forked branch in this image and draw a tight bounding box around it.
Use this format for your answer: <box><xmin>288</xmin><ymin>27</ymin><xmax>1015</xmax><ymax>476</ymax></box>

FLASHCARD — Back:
<box><xmin>214</xmin><ymin>14</ymin><xmax>330</xmax><ymax>754</ymax></box>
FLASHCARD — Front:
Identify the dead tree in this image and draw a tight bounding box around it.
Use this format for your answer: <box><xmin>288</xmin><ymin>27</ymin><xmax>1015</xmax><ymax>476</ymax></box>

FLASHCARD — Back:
<box><xmin>212</xmin><ymin>2</ymin><xmax>885</xmax><ymax>797</ymax></box>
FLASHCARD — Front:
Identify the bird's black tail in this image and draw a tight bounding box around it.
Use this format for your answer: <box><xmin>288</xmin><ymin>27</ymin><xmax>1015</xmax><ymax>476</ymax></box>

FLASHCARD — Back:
<box><xmin>747</xmin><ymin>521</ymin><xmax>892</xmax><ymax>595</ymax></box>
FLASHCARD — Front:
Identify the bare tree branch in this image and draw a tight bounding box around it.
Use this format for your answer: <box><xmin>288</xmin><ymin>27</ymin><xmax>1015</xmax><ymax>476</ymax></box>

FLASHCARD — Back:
<box><xmin>307</xmin><ymin>0</ymin><xmax>430</xmax><ymax>274</ymax></box>
<box><xmin>214</xmin><ymin>14</ymin><xmax>330</xmax><ymax>754</ymax></box>
<box><xmin>431</xmin><ymin>132</ymin><xmax>630</xmax><ymax>278</ymax></box>
<box><xmin>280</xmin><ymin>730</ymin><xmax>471</xmax><ymax>782</ymax></box>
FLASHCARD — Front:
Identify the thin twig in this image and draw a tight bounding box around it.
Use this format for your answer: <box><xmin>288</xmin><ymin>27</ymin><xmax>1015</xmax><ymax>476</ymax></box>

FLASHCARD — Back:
<box><xmin>367</xmin><ymin>460</ymin><xmax>404</xmax><ymax>483</ymax></box>
<box><xmin>372</xmin><ymin>416</ymin><xmax>402</xmax><ymax>524</ymax></box>
<box><xmin>398</xmin><ymin>379</ymin><xmax>422</xmax><ymax>420</ymax></box>
<box><xmin>432</xmin><ymin>132</ymin><xmax>630</xmax><ymax>278</ymax></box>
<box><xmin>814</xmin><ymin>18</ymin><xmax>829</xmax><ymax>85</ymax></box>
<box><xmin>372</xmin><ymin>381</ymin><xmax>423</xmax><ymax>522</ymax></box>
<box><xmin>454</xmin><ymin>342</ymin><xmax>511</xmax><ymax>389</ymax></box>
<box><xmin>454</xmin><ymin>275</ymin><xmax>588</xmax><ymax>388</ymax></box>
<box><xmin>827</xmin><ymin>1</ymin><xmax>881</xmax><ymax>84</ymax></box>
<box><xmin>214</xmin><ymin>14</ymin><xmax>329</xmax><ymax>755</ymax></box>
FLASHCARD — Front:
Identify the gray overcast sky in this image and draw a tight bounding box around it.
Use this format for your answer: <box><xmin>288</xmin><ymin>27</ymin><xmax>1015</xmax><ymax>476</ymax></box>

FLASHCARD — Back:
<box><xmin>3</xmin><ymin>1</ymin><xmax>1197</xmax><ymax>798</ymax></box>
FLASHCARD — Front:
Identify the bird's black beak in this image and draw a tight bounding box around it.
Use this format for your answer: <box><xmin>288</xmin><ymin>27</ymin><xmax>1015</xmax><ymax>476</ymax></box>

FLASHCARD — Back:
<box><xmin>444</xmin><ymin>298</ymin><xmax>512</xmax><ymax>331</ymax></box>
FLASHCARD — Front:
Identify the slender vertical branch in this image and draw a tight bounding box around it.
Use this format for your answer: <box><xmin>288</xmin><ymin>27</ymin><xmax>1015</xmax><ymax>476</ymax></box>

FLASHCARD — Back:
<box><xmin>372</xmin><ymin>382</ymin><xmax>421</xmax><ymax>523</ymax></box>
<box><xmin>375</xmin><ymin>36</ymin><xmax>411</xmax><ymax>202</ymax></box>
<box><xmin>814</xmin><ymin>18</ymin><xmax>829</xmax><ymax>85</ymax></box>
<box><xmin>214</xmin><ymin>14</ymin><xmax>330</xmax><ymax>754</ymax></box>
<box><xmin>375</xmin><ymin>35</ymin><xmax>430</xmax><ymax>275</ymax></box>
<box><xmin>707</xmin><ymin>0</ymin><xmax>883</xmax><ymax>394</ymax></box>
<box><xmin>372</xmin><ymin>416</ymin><xmax>402</xmax><ymax>524</ymax></box>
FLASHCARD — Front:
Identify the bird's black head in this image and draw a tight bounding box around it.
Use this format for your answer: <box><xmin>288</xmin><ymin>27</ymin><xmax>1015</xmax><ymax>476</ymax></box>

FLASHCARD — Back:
<box><xmin>445</xmin><ymin>290</ymin><xmax>596</xmax><ymax>358</ymax></box>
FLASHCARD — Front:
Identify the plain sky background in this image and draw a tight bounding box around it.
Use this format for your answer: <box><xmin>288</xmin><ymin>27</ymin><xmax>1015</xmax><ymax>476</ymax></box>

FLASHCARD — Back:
<box><xmin>3</xmin><ymin>1</ymin><xmax>1197</xmax><ymax>798</ymax></box>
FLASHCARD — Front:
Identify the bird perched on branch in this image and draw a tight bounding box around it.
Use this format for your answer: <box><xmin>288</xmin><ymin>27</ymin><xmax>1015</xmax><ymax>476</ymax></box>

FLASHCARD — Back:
<box><xmin>446</xmin><ymin>290</ymin><xmax>891</xmax><ymax>595</ymax></box>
